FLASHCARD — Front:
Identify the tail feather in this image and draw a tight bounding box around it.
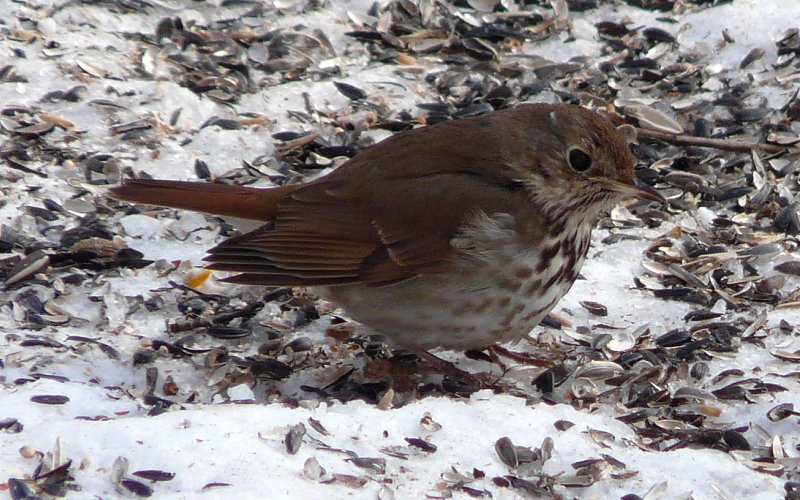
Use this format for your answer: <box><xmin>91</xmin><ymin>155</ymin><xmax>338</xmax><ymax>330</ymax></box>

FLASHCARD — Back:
<box><xmin>109</xmin><ymin>179</ymin><xmax>294</xmax><ymax>221</ymax></box>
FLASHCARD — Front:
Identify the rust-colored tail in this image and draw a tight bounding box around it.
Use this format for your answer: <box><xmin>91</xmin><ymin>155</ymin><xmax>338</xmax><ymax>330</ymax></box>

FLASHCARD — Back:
<box><xmin>109</xmin><ymin>179</ymin><xmax>295</xmax><ymax>221</ymax></box>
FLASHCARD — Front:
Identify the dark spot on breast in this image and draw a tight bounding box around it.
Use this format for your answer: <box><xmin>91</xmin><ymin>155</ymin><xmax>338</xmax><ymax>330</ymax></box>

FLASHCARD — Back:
<box><xmin>536</xmin><ymin>240</ymin><xmax>561</xmax><ymax>273</ymax></box>
<box><xmin>515</xmin><ymin>267</ymin><xmax>533</xmax><ymax>279</ymax></box>
<box><xmin>543</xmin><ymin>269</ymin><xmax>563</xmax><ymax>290</ymax></box>
<box><xmin>524</xmin><ymin>279</ymin><xmax>542</xmax><ymax>297</ymax></box>
<box><xmin>563</xmin><ymin>245</ymin><xmax>577</xmax><ymax>276</ymax></box>
<box><xmin>474</xmin><ymin>297</ymin><xmax>493</xmax><ymax>313</ymax></box>
<box><xmin>499</xmin><ymin>279</ymin><xmax>522</xmax><ymax>292</ymax></box>
<box><xmin>549</xmin><ymin>218</ymin><xmax>567</xmax><ymax>237</ymax></box>
<box><xmin>543</xmin><ymin>295</ymin><xmax>560</xmax><ymax>313</ymax></box>
<box><xmin>562</xmin><ymin>235</ymin><xmax>576</xmax><ymax>259</ymax></box>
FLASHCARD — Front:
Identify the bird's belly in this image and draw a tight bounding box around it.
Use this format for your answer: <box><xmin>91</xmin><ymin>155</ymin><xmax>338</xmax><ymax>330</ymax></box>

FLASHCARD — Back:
<box><xmin>318</xmin><ymin>248</ymin><xmax>585</xmax><ymax>351</ymax></box>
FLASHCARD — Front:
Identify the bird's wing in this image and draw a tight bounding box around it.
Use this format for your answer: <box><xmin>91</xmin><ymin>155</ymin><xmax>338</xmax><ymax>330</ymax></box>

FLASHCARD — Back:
<box><xmin>206</xmin><ymin>115</ymin><xmax>531</xmax><ymax>287</ymax></box>
<box><xmin>204</xmin><ymin>173</ymin><xmax>526</xmax><ymax>287</ymax></box>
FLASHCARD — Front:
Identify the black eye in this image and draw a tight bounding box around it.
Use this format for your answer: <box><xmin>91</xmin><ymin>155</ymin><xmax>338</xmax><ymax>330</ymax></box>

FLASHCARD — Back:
<box><xmin>568</xmin><ymin>148</ymin><xmax>592</xmax><ymax>172</ymax></box>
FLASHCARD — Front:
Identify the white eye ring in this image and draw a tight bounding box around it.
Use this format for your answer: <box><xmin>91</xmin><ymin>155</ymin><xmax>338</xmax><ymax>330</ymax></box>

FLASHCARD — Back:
<box><xmin>568</xmin><ymin>147</ymin><xmax>592</xmax><ymax>172</ymax></box>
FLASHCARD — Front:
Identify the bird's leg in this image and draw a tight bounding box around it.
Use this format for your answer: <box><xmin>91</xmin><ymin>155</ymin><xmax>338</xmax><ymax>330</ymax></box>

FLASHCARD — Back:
<box><xmin>406</xmin><ymin>347</ymin><xmax>503</xmax><ymax>391</ymax></box>
<box><xmin>407</xmin><ymin>347</ymin><xmax>472</xmax><ymax>377</ymax></box>
<box><xmin>484</xmin><ymin>346</ymin><xmax>510</xmax><ymax>372</ymax></box>
<box><xmin>487</xmin><ymin>344</ymin><xmax>555</xmax><ymax>368</ymax></box>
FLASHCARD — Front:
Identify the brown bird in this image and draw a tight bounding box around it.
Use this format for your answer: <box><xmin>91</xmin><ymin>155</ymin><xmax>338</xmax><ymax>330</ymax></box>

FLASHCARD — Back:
<box><xmin>110</xmin><ymin>103</ymin><xmax>662</xmax><ymax>353</ymax></box>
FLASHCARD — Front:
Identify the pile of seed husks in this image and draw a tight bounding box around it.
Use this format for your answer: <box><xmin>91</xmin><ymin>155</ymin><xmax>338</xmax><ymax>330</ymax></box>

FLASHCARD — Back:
<box><xmin>2</xmin><ymin>0</ymin><xmax>800</xmax><ymax>497</ymax></box>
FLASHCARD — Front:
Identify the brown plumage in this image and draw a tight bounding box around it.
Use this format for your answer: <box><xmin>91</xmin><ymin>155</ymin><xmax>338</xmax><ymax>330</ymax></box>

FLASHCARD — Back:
<box><xmin>110</xmin><ymin>103</ymin><xmax>662</xmax><ymax>350</ymax></box>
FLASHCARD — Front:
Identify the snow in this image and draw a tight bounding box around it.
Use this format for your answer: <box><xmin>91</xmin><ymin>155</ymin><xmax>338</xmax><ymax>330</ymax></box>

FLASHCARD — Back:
<box><xmin>2</xmin><ymin>0</ymin><xmax>800</xmax><ymax>498</ymax></box>
<box><xmin>3</xmin><ymin>388</ymin><xmax>785</xmax><ymax>499</ymax></box>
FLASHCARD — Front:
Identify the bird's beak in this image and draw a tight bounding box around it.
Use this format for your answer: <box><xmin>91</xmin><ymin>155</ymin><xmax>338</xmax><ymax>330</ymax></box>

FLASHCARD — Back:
<box><xmin>596</xmin><ymin>178</ymin><xmax>666</xmax><ymax>205</ymax></box>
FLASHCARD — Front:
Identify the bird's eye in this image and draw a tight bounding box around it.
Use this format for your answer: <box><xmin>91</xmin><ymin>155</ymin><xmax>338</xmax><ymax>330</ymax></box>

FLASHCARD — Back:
<box><xmin>568</xmin><ymin>147</ymin><xmax>592</xmax><ymax>172</ymax></box>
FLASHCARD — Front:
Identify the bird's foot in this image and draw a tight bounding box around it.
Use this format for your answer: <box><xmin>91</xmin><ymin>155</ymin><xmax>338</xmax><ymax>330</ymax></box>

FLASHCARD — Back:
<box><xmin>406</xmin><ymin>347</ymin><xmax>503</xmax><ymax>393</ymax></box>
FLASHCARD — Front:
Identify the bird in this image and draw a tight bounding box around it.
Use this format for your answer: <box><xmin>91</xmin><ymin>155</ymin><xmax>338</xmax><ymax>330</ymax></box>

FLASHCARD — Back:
<box><xmin>110</xmin><ymin>103</ymin><xmax>663</xmax><ymax>354</ymax></box>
